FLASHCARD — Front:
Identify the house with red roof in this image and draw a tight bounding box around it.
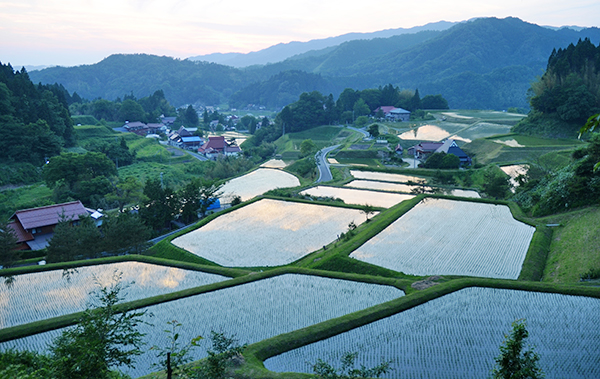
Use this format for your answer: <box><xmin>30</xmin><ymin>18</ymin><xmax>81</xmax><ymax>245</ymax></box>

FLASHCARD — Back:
<box><xmin>198</xmin><ymin>136</ymin><xmax>242</xmax><ymax>159</ymax></box>
<box><xmin>7</xmin><ymin>201</ymin><xmax>91</xmax><ymax>250</ymax></box>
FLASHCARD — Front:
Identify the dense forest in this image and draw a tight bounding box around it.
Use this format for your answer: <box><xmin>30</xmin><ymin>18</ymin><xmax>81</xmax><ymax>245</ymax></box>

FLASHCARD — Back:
<box><xmin>513</xmin><ymin>38</ymin><xmax>600</xmax><ymax>137</ymax></box>
<box><xmin>28</xmin><ymin>18</ymin><xmax>600</xmax><ymax>111</ymax></box>
<box><xmin>0</xmin><ymin>63</ymin><xmax>75</xmax><ymax>184</ymax></box>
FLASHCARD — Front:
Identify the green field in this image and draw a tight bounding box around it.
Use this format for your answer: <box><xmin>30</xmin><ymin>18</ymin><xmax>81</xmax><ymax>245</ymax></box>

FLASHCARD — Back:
<box><xmin>539</xmin><ymin>206</ymin><xmax>600</xmax><ymax>283</ymax></box>
<box><xmin>0</xmin><ymin>184</ymin><xmax>53</xmax><ymax>220</ymax></box>
<box><xmin>275</xmin><ymin>126</ymin><xmax>363</xmax><ymax>157</ymax></box>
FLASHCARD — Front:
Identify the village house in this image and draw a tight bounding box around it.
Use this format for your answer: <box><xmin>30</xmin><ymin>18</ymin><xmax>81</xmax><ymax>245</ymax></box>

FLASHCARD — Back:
<box><xmin>373</xmin><ymin>106</ymin><xmax>411</xmax><ymax>122</ymax></box>
<box><xmin>407</xmin><ymin>139</ymin><xmax>472</xmax><ymax>166</ymax></box>
<box><xmin>198</xmin><ymin>136</ymin><xmax>242</xmax><ymax>159</ymax></box>
<box><xmin>7</xmin><ymin>201</ymin><xmax>102</xmax><ymax>250</ymax></box>
<box><xmin>123</xmin><ymin>121</ymin><xmax>167</xmax><ymax>136</ymax></box>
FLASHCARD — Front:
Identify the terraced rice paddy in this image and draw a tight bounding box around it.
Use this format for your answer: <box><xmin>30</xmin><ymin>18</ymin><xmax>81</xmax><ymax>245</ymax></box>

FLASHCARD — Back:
<box><xmin>219</xmin><ymin>168</ymin><xmax>300</xmax><ymax>203</ymax></box>
<box><xmin>300</xmin><ymin>186</ymin><xmax>413</xmax><ymax>208</ymax></box>
<box><xmin>345</xmin><ymin>180</ymin><xmax>429</xmax><ymax>194</ymax></box>
<box><xmin>350</xmin><ymin>199</ymin><xmax>534</xmax><ymax>278</ymax></box>
<box><xmin>172</xmin><ymin>199</ymin><xmax>371</xmax><ymax>267</ymax></box>
<box><xmin>260</xmin><ymin>159</ymin><xmax>287</xmax><ymax>168</ymax></box>
<box><xmin>265</xmin><ymin>287</ymin><xmax>600</xmax><ymax>379</ymax></box>
<box><xmin>454</xmin><ymin>122</ymin><xmax>513</xmax><ymax>141</ymax></box>
<box><xmin>344</xmin><ymin>180</ymin><xmax>479</xmax><ymax>198</ymax></box>
<box><xmin>0</xmin><ymin>262</ymin><xmax>227</xmax><ymax>328</ymax></box>
<box><xmin>398</xmin><ymin>124</ymin><xmax>453</xmax><ymax>141</ymax></box>
<box><xmin>349</xmin><ymin>170</ymin><xmax>425</xmax><ymax>183</ymax></box>
<box><xmin>1</xmin><ymin>274</ymin><xmax>403</xmax><ymax>378</ymax></box>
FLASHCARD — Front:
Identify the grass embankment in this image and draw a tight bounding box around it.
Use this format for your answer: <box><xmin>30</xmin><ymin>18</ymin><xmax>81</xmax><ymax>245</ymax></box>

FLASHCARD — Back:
<box><xmin>538</xmin><ymin>206</ymin><xmax>600</xmax><ymax>283</ymax></box>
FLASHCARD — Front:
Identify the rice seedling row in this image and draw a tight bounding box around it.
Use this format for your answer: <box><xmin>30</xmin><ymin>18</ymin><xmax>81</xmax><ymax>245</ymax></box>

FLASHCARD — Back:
<box><xmin>172</xmin><ymin>199</ymin><xmax>371</xmax><ymax>267</ymax></box>
<box><xmin>219</xmin><ymin>168</ymin><xmax>300</xmax><ymax>203</ymax></box>
<box><xmin>0</xmin><ymin>274</ymin><xmax>403</xmax><ymax>378</ymax></box>
<box><xmin>265</xmin><ymin>287</ymin><xmax>600</xmax><ymax>379</ymax></box>
<box><xmin>300</xmin><ymin>186</ymin><xmax>414</xmax><ymax>208</ymax></box>
<box><xmin>350</xmin><ymin>199</ymin><xmax>534</xmax><ymax>279</ymax></box>
<box><xmin>0</xmin><ymin>262</ymin><xmax>227</xmax><ymax>328</ymax></box>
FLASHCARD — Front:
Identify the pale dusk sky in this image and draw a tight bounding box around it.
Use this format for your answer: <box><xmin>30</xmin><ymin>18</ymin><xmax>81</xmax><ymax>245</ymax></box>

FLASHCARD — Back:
<box><xmin>0</xmin><ymin>0</ymin><xmax>598</xmax><ymax>67</ymax></box>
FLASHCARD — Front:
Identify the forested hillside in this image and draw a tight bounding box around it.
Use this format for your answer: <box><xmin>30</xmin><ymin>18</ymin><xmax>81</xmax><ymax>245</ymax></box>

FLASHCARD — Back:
<box><xmin>0</xmin><ymin>63</ymin><xmax>74</xmax><ymax>184</ymax></box>
<box><xmin>29</xmin><ymin>54</ymin><xmax>257</xmax><ymax>107</ymax></box>
<box><xmin>28</xmin><ymin>17</ymin><xmax>600</xmax><ymax>110</ymax></box>
<box><xmin>513</xmin><ymin>38</ymin><xmax>600</xmax><ymax>137</ymax></box>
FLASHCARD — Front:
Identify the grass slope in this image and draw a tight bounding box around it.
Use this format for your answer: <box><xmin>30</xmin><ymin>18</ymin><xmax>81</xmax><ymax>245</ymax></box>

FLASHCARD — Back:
<box><xmin>540</xmin><ymin>206</ymin><xmax>600</xmax><ymax>283</ymax></box>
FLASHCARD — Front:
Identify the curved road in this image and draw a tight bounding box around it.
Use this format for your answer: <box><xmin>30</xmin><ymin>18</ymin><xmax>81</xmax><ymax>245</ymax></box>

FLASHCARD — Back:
<box><xmin>315</xmin><ymin>144</ymin><xmax>340</xmax><ymax>183</ymax></box>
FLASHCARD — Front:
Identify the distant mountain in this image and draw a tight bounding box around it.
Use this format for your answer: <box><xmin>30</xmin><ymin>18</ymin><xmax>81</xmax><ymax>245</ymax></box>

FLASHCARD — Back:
<box><xmin>29</xmin><ymin>18</ymin><xmax>600</xmax><ymax>110</ymax></box>
<box><xmin>29</xmin><ymin>54</ymin><xmax>258</xmax><ymax>107</ymax></box>
<box><xmin>235</xmin><ymin>17</ymin><xmax>600</xmax><ymax>109</ymax></box>
<box><xmin>187</xmin><ymin>21</ymin><xmax>456</xmax><ymax>67</ymax></box>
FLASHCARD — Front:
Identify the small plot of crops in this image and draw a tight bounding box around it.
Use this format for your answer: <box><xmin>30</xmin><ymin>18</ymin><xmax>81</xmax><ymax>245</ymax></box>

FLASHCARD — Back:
<box><xmin>265</xmin><ymin>287</ymin><xmax>600</xmax><ymax>379</ymax></box>
<box><xmin>350</xmin><ymin>199</ymin><xmax>534</xmax><ymax>279</ymax></box>
<box><xmin>219</xmin><ymin>168</ymin><xmax>300</xmax><ymax>203</ymax></box>
<box><xmin>349</xmin><ymin>170</ymin><xmax>425</xmax><ymax>183</ymax></box>
<box><xmin>398</xmin><ymin>124</ymin><xmax>453</xmax><ymax>141</ymax></box>
<box><xmin>0</xmin><ymin>262</ymin><xmax>226</xmax><ymax>328</ymax></box>
<box><xmin>172</xmin><ymin>199</ymin><xmax>370</xmax><ymax>267</ymax></box>
<box><xmin>300</xmin><ymin>186</ymin><xmax>413</xmax><ymax>208</ymax></box>
<box><xmin>1</xmin><ymin>274</ymin><xmax>403</xmax><ymax>378</ymax></box>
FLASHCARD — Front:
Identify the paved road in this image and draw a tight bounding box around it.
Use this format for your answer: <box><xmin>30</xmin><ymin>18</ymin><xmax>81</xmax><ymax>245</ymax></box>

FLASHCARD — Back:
<box><xmin>345</xmin><ymin>125</ymin><xmax>370</xmax><ymax>139</ymax></box>
<box><xmin>184</xmin><ymin>149</ymin><xmax>209</xmax><ymax>161</ymax></box>
<box><xmin>315</xmin><ymin>144</ymin><xmax>340</xmax><ymax>183</ymax></box>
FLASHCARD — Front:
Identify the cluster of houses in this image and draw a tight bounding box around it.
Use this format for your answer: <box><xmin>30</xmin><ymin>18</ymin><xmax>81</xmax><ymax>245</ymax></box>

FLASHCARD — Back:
<box><xmin>7</xmin><ymin>201</ymin><xmax>103</xmax><ymax>251</ymax></box>
<box><xmin>167</xmin><ymin>126</ymin><xmax>242</xmax><ymax>158</ymax></box>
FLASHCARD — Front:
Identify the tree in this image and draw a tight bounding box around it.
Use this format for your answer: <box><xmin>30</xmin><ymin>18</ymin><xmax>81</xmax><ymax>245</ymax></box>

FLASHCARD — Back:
<box><xmin>482</xmin><ymin>168</ymin><xmax>511</xmax><ymax>199</ymax></box>
<box><xmin>106</xmin><ymin>176</ymin><xmax>146</xmax><ymax>212</ymax></box>
<box><xmin>101</xmin><ymin>212</ymin><xmax>151</xmax><ymax>255</ymax></box>
<box><xmin>139</xmin><ymin>178</ymin><xmax>178</xmax><ymax>231</ymax></box>
<box><xmin>0</xmin><ymin>221</ymin><xmax>19</xmax><ymax>268</ymax></box>
<box><xmin>352</xmin><ymin>98</ymin><xmax>370</xmax><ymax>118</ymax></box>
<box><xmin>420</xmin><ymin>94</ymin><xmax>449</xmax><ymax>109</ymax></box>
<box><xmin>199</xmin><ymin>332</ymin><xmax>245</xmax><ymax>379</ymax></box>
<box><xmin>50</xmin><ymin>272</ymin><xmax>147</xmax><ymax>379</ymax></box>
<box><xmin>46</xmin><ymin>214</ymin><xmax>103</xmax><ymax>263</ymax></box>
<box><xmin>197</xmin><ymin>179</ymin><xmax>223</xmax><ymax>218</ymax></box>
<box><xmin>361</xmin><ymin>204</ymin><xmax>376</xmax><ymax>222</ymax></box>
<box><xmin>491</xmin><ymin>319</ymin><xmax>543</xmax><ymax>379</ymax></box>
<box><xmin>151</xmin><ymin>320</ymin><xmax>203</xmax><ymax>379</ymax></box>
<box><xmin>368</xmin><ymin>124</ymin><xmax>380</xmax><ymax>138</ymax></box>
<box><xmin>312</xmin><ymin>352</ymin><xmax>391</xmax><ymax>379</ymax></box>
<box><xmin>580</xmin><ymin>113</ymin><xmax>600</xmax><ymax>171</ymax></box>
<box><xmin>300</xmin><ymin>139</ymin><xmax>318</xmax><ymax>158</ymax></box>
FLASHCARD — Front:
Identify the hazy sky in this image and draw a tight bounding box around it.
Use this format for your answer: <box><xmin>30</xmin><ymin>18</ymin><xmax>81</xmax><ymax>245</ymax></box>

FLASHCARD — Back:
<box><xmin>1</xmin><ymin>0</ymin><xmax>598</xmax><ymax>67</ymax></box>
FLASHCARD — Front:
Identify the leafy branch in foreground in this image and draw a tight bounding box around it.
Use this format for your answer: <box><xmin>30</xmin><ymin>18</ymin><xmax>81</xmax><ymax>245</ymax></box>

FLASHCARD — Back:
<box><xmin>151</xmin><ymin>320</ymin><xmax>203</xmax><ymax>379</ymax></box>
<box><xmin>491</xmin><ymin>319</ymin><xmax>544</xmax><ymax>379</ymax></box>
<box><xmin>312</xmin><ymin>352</ymin><xmax>392</xmax><ymax>379</ymax></box>
<box><xmin>50</xmin><ymin>271</ymin><xmax>147</xmax><ymax>379</ymax></box>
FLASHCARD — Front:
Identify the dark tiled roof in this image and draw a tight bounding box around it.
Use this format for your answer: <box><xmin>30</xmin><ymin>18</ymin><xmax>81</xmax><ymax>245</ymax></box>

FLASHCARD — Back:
<box><xmin>7</xmin><ymin>221</ymin><xmax>33</xmax><ymax>243</ymax></box>
<box><xmin>11</xmin><ymin>201</ymin><xmax>87</xmax><ymax>230</ymax></box>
